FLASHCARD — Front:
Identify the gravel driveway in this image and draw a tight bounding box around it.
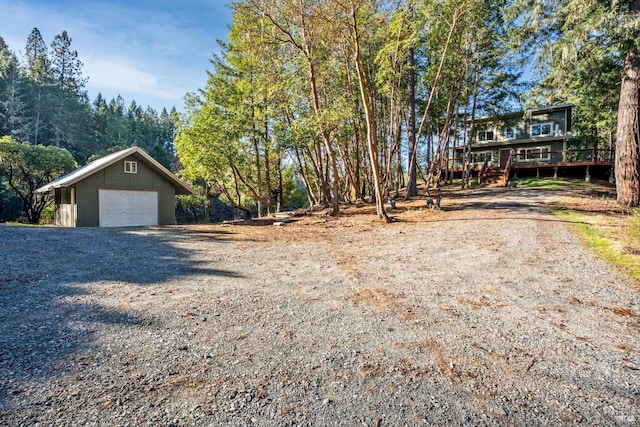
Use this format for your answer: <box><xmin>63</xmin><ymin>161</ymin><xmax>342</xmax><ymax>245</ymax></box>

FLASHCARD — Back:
<box><xmin>1</xmin><ymin>187</ymin><xmax>638</xmax><ymax>426</ymax></box>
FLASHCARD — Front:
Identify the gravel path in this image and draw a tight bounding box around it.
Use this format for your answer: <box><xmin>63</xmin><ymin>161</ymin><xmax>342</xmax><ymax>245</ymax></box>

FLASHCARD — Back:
<box><xmin>1</xmin><ymin>187</ymin><xmax>638</xmax><ymax>426</ymax></box>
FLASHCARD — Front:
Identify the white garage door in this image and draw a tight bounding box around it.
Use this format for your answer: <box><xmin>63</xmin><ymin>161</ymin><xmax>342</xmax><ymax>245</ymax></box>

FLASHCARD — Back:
<box><xmin>99</xmin><ymin>189</ymin><xmax>158</xmax><ymax>227</ymax></box>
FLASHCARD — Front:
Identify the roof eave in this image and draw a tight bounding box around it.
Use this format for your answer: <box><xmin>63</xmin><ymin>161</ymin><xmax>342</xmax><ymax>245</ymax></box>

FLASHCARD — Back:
<box><xmin>35</xmin><ymin>147</ymin><xmax>195</xmax><ymax>195</ymax></box>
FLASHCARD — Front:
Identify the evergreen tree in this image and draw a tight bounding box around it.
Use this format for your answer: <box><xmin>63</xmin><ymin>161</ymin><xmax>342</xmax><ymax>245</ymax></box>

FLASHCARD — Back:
<box><xmin>48</xmin><ymin>31</ymin><xmax>91</xmax><ymax>153</ymax></box>
<box><xmin>510</xmin><ymin>0</ymin><xmax>640</xmax><ymax>206</ymax></box>
<box><xmin>25</xmin><ymin>28</ymin><xmax>48</xmax><ymax>72</ymax></box>
<box><xmin>91</xmin><ymin>92</ymin><xmax>109</xmax><ymax>152</ymax></box>
<box><xmin>50</xmin><ymin>31</ymin><xmax>86</xmax><ymax>94</ymax></box>
<box><xmin>0</xmin><ymin>37</ymin><xmax>29</xmax><ymax>139</ymax></box>
<box><xmin>0</xmin><ymin>52</ymin><xmax>29</xmax><ymax>141</ymax></box>
<box><xmin>0</xmin><ymin>31</ymin><xmax>175</xmax><ymax>170</ymax></box>
<box><xmin>24</xmin><ymin>28</ymin><xmax>53</xmax><ymax>145</ymax></box>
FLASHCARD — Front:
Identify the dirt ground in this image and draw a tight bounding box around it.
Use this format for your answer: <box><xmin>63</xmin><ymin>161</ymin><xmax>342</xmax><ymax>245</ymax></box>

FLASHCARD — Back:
<box><xmin>1</xmin><ymin>185</ymin><xmax>639</xmax><ymax>426</ymax></box>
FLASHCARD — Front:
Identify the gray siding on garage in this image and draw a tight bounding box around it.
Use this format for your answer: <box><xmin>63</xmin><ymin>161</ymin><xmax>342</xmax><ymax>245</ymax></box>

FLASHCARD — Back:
<box><xmin>74</xmin><ymin>154</ymin><xmax>176</xmax><ymax>227</ymax></box>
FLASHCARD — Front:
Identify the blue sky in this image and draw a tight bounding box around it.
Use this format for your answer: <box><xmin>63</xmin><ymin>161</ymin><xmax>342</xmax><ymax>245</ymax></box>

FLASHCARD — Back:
<box><xmin>0</xmin><ymin>0</ymin><xmax>234</xmax><ymax>112</ymax></box>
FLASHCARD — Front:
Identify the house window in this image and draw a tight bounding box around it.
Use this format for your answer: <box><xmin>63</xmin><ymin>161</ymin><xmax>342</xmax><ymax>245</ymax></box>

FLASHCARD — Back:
<box><xmin>124</xmin><ymin>161</ymin><xmax>138</xmax><ymax>174</ymax></box>
<box><xmin>472</xmin><ymin>151</ymin><xmax>493</xmax><ymax>164</ymax></box>
<box><xmin>504</xmin><ymin>127</ymin><xmax>516</xmax><ymax>140</ymax></box>
<box><xmin>517</xmin><ymin>146</ymin><xmax>551</xmax><ymax>162</ymax></box>
<box><xmin>477</xmin><ymin>130</ymin><xmax>495</xmax><ymax>142</ymax></box>
<box><xmin>530</xmin><ymin>122</ymin><xmax>553</xmax><ymax>138</ymax></box>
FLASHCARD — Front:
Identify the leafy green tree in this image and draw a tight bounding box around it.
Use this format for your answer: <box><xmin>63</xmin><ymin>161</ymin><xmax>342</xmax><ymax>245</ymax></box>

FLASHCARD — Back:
<box><xmin>176</xmin><ymin>62</ymin><xmax>255</xmax><ymax>219</ymax></box>
<box><xmin>0</xmin><ymin>36</ymin><xmax>13</xmax><ymax>95</ymax></box>
<box><xmin>282</xmin><ymin>165</ymin><xmax>309</xmax><ymax>210</ymax></box>
<box><xmin>178</xmin><ymin>3</ymin><xmax>311</xmax><ymax>218</ymax></box>
<box><xmin>244</xmin><ymin>0</ymin><xmax>346</xmax><ymax>215</ymax></box>
<box><xmin>180</xmin><ymin>0</ymin><xmax>527</xmax><ymax>220</ymax></box>
<box><xmin>374</xmin><ymin>1</ymin><xmax>425</xmax><ymax>197</ymax></box>
<box><xmin>226</xmin><ymin>4</ymin><xmax>302</xmax><ymax>215</ymax></box>
<box><xmin>329</xmin><ymin>0</ymin><xmax>390</xmax><ymax>220</ymax></box>
<box><xmin>105</xmin><ymin>96</ymin><xmax>128</xmax><ymax>147</ymax></box>
<box><xmin>0</xmin><ymin>136</ymin><xmax>77</xmax><ymax>223</ymax></box>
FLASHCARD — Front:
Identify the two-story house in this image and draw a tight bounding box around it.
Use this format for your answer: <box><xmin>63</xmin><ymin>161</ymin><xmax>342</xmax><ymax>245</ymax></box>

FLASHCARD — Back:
<box><xmin>458</xmin><ymin>104</ymin><xmax>614</xmax><ymax>183</ymax></box>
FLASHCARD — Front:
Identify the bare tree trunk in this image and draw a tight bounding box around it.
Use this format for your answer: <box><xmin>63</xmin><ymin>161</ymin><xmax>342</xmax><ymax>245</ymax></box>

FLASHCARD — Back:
<box><xmin>219</xmin><ymin>172</ymin><xmax>253</xmax><ymax>219</ymax></box>
<box><xmin>349</xmin><ymin>0</ymin><xmax>389</xmax><ymax>222</ymax></box>
<box><xmin>310</xmin><ymin>63</ymin><xmax>341</xmax><ymax>214</ymax></box>
<box><xmin>276</xmin><ymin>154</ymin><xmax>284</xmax><ymax>212</ymax></box>
<box><xmin>353</xmin><ymin>102</ymin><xmax>364</xmax><ymax>200</ymax></box>
<box><xmin>406</xmin><ymin>46</ymin><xmax>418</xmax><ymax>197</ymax></box>
<box><xmin>264</xmin><ymin>137</ymin><xmax>273</xmax><ymax>215</ymax></box>
<box><xmin>304</xmin><ymin>141</ymin><xmax>326</xmax><ymax>205</ymax></box>
<box><xmin>462</xmin><ymin>71</ymin><xmax>480</xmax><ymax>189</ymax></box>
<box><xmin>231</xmin><ymin>163</ymin><xmax>269</xmax><ymax>212</ymax></box>
<box><xmin>409</xmin><ymin>8</ymin><xmax>461</xmax><ymax>195</ymax></box>
<box><xmin>382</xmin><ymin>103</ymin><xmax>397</xmax><ymax>196</ymax></box>
<box><xmin>294</xmin><ymin>145</ymin><xmax>318</xmax><ymax>208</ymax></box>
<box><xmin>615</xmin><ymin>18</ymin><xmax>640</xmax><ymax>206</ymax></box>
<box><xmin>426</xmin><ymin>86</ymin><xmax>457</xmax><ymax>189</ymax></box>
<box><xmin>337</xmin><ymin>142</ymin><xmax>361</xmax><ymax>201</ymax></box>
<box><xmin>204</xmin><ymin>182</ymin><xmax>211</xmax><ymax>223</ymax></box>
<box><xmin>251</xmin><ymin>107</ymin><xmax>263</xmax><ymax>217</ymax></box>
<box><xmin>393</xmin><ymin>115</ymin><xmax>402</xmax><ymax>196</ymax></box>
<box><xmin>34</xmin><ymin>88</ymin><xmax>42</xmax><ymax>145</ymax></box>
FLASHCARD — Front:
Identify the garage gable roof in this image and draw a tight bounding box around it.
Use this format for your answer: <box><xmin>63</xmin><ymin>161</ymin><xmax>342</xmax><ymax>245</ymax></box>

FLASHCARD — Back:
<box><xmin>36</xmin><ymin>147</ymin><xmax>193</xmax><ymax>195</ymax></box>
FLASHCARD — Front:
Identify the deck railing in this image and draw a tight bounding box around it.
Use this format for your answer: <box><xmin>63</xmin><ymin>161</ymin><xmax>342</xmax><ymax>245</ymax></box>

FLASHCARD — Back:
<box><xmin>555</xmin><ymin>148</ymin><xmax>615</xmax><ymax>164</ymax></box>
<box><xmin>450</xmin><ymin>148</ymin><xmax>614</xmax><ymax>170</ymax></box>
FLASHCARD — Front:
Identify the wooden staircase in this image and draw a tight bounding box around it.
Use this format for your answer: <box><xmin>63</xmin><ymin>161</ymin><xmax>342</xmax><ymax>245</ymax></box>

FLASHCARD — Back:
<box><xmin>478</xmin><ymin>167</ymin><xmax>507</xmax><ymax>187</ymax></box>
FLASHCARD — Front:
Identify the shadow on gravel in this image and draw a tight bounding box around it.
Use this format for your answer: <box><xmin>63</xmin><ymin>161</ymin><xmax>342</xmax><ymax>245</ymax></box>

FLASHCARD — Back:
<box><xmin>214</xmin><ymin>218</ymin><xmax>300</xmax><ymax>227</ymax></box>
<box><xmin>340</xmin><ymin>188</ymin><xmax>569</xmax><ymax>218</ymax></box>
<box><xmin>0</xmin><ymin>225</ymin><xmax>239</xmax><ymax>409</ymax></box>
<box><xmin>439</xmin><ymin>188</ymin><xmax>564</xmax><ymax>214</ymax></box>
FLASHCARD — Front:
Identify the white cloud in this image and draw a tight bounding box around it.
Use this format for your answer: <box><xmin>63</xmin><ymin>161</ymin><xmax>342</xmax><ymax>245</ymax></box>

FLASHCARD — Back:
<box><xmin>1</xmin><ymin>0</ymin><xmax>232</xmax><ymax>111</ymax></box>
<box><xmin>86</xmin><ymin>57</ymin><xmax>159</xmax><ymax>96</ymax></box>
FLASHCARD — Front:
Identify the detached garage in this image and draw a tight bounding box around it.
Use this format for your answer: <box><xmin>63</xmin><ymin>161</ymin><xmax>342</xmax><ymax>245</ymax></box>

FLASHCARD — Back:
<box><xmin>36</xmin><ymin>147</ymin><xmax>193</xmax><ymax>227</ymax></box>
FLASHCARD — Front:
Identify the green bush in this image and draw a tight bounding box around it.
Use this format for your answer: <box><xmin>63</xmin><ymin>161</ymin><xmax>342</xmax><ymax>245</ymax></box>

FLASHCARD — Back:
<box><xmin>39</xmin><ymin>204</ymin><xmax>55</xmax><ymax>225</ymax></box>
<box><xmin>282</xmin><ymin>166</ymin><xmax>310</xmax><ymax>210</ymax></box>
<box><xmin>0</xmin><ymin>183</ymin><xmax>21</xmax><ymax>222</ymax></box>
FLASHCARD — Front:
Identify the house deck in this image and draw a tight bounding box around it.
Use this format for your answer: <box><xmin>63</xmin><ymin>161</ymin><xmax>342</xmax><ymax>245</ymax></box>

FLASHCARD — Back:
<box><xmin>450</xmin><ymin>148</ymin><xmax>615</xmax><ymax>182</ymax></box>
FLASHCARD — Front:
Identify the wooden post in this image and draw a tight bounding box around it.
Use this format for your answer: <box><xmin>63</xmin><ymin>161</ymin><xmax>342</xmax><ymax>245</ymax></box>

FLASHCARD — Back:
<box><xmin>553</xmin><ymin>167</ymin><xmax>558</xmax><ymax>178</ymax></box>
<box><xmin>585</xmin><ymin>165</ymin><xmax>591</xmax><ymax>182</ymax></box>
